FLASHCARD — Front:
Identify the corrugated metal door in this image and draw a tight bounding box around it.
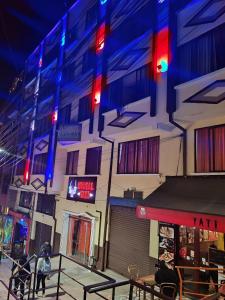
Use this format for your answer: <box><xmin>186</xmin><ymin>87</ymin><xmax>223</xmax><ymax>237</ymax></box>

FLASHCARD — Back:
<box><xmin>108</xmin><ymin>206</ymin><xmax>156</xmax><ymax>277</ymax></box>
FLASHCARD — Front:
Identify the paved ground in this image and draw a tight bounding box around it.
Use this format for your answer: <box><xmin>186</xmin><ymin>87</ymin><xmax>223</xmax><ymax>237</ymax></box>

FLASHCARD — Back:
<box><xmin>0</xmin><ymin>256</ymin><xmax>140</xmax><ymax>300</ymax></box>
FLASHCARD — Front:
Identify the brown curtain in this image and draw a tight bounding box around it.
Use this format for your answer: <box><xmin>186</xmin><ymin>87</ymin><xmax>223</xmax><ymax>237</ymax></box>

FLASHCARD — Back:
<box><xmin>196</xmin><ymin>125</ymin><xmax>225</xmax><ymax>172</ymax></box>
<box><xmin>195</xmin><ymin>128</ymin><xmax>210</xmax><ymax>172</ymax></box>
<box><xmin>214</xmin><ymin>126</ymin><xmax>225</xmax><ymax>171</ymax></box>
<box><xmin>118</xmin><ymin>136</ymin><xmax>159</xmax><ymax>174</ymax></box>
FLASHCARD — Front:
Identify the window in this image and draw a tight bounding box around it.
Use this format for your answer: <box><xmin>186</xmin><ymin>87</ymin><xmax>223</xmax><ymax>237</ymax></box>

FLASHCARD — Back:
<box><xmin>59</xmin><ymin>104</ymin><xmax>71</xmax><ymax>125</ymax></box>
<box><xmin>108</xmin><ymin>1</ymin><xmax>153</xmax><ymax>55</ymax></box>
<box><xmin>32</xmin><ymin>153</ymin><xmax>48</xmax><ymax>174</ymax></box>
<box><xmin>19</xmin><ymin>191</ymin><xmax>33</xmax><ymax>209</ymax></box>
<box><xmin>36</xmin><ymin>194</ymin><xmax>55</xmax><ymax>216</ymax></box>
<box><xmin>118</xmin><ymin>136</ymin><xmax>159</xmax><ymax>174</ymax></box>
<box><xmin>103</xmin><ymin>65</ymin><xmax>150</xmax><ymax>112</ymax></box>
<box><xmin>85</xmin><ymin>2</ymin><xmax>98</xmax><ymax>29</ymax></box>
<box><xmin>35</xmin><ymin>115</ymin><xmax>52</xmax><ymax>138</ymax></box>
<box><xmin>85</xmin><ymin>147</ymin><xmax>102</xmax><ymax>175</ymax></box>
<box><xmin>78</xmin><ymin>94</ymin><xmax>91</xmax><ymax>122</ymax></box>
<box><xmin>177</xmin><ymin>22</ymin><xmax>225</xmax><ymax>84</ymax></box>
<box><xmin>1</xmin><ymin>174</ymin><xmax>11</xmax><ymax>194</ymax></box>
<box><xmin>66</xmin><ymin>151</ymin><xmax>79</xmax><ymax>175</ymax></box>
<box><xmin>195</xmin><ymin>125</ymin><xmax>225</xmax><ymax>173</ymax></box>
<box><xmin>16</xmin><ymin>159</ymin><xmax>25</xmax><ymax>175</ymax></box>
<box><xmin>82</xmin><ymin>49</ymin><xmax>95</xmax><ymax>74</ymax></box>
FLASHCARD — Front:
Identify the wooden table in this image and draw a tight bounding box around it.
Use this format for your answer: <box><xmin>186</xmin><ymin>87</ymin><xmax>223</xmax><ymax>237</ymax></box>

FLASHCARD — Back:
<box><xmin>139</xmin><ymin>274</ymin><xmax>156</xmax><ymax>300</ymax></box>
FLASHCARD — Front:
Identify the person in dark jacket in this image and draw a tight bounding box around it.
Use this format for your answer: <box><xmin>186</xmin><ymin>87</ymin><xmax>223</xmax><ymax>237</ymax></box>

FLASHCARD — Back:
<box><xmin>39</xmin><ymin>241</ymin><xmax>52</xmax><ymax>256</ymax></box>
<box><xmin>155</xmin><ymin>260</ymin><xmax>179</xmax><ymax>298</ymax></box>
<box><xmin>12</xmin><ymin>256</ymin><xmax>31</xmax><ymax>300</ymax></box>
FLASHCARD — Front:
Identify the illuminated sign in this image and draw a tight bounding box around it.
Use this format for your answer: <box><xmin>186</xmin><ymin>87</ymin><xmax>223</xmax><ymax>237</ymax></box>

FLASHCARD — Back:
<box><xmin>67</xmin><ymin>177</ymin><xmax>97</xmax><ymax>204</ymax></box>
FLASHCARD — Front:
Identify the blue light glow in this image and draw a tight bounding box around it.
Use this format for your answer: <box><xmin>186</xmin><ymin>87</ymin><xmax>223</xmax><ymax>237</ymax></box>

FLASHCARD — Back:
<box><xmin>61</xmin><ymin>33</ymin><xmax>66</xmax><ymax>47</ymax></box>
<box><xmin>100</xmin><ymin>0</ymin><xmax>108</xmax><ymax>5</ymax></box>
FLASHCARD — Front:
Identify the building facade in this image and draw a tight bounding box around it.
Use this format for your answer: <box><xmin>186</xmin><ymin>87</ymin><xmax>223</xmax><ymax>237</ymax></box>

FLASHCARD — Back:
<box><xmin>2</xmin><ymin>0</ymin><xmax>225</xmax><ymax>279</ymax></box>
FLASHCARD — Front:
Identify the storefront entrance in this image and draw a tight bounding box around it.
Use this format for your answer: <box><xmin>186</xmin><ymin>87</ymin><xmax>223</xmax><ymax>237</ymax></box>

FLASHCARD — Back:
<box><xmin>108</xmin><ymin>206</ymin><xmax>156</xmax><ymax>277</ymax></box>
<box><xmin>67</xmin><ymin>216</ymin><xmax>92</xmax><ymax>264</ymax></box>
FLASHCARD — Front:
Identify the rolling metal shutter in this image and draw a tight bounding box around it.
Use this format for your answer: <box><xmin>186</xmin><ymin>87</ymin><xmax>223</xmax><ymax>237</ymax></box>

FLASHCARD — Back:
<box><xmin>108</xmin><ymin>206</ymin><xmax>156</xmax><ymax>277</ymax></box>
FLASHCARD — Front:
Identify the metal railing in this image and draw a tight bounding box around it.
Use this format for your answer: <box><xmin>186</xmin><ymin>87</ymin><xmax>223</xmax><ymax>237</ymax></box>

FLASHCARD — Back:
<box><xmin>2</xmin><ymin>251</ymin><xmax>197</xmax><ymax>300</ymax></box>
<box><xmin>176</xmin><ymin>265</ymin><xmax>224</xmax><ymax>300</ymax></box>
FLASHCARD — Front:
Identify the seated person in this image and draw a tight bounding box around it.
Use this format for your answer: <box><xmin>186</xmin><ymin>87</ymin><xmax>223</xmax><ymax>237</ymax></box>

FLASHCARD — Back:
<box><xmin>155</xmin><ymin>260</ymin><xmax>178</xmax><ymax>298</ymax></box>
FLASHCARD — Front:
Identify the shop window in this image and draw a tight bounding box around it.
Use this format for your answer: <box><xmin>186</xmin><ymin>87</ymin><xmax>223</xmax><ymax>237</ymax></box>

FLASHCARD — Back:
<box><xmin>32</xmin><ymin>153</ymin><xmax>48</xmax><ymax>175</ymax></box>
<box><xmin>195</xmin><ymin>124</ymin><xmax>225</xmax><ymax>173</ymax></box>
<box><xmin>66</xmin><ymin>151</ymin><xmax>79</xmax><ymax>175</ymax></box>
<box><xmin>19</xmin><ymin>191</ymin><xmax>33</xmax><ymax>209</ymax></box>
<box><xmin>36</xmin><ymin>194</ymin><xmax>55</xmax><ymax>216</ymax></box>
<box><xmin>85</xmin><ymin>146</ymin><xmax>102</xmax><ymax>175</ymax></box>
<box><xmin>118</xmin><ymin>136</ymin><xmax>159</xmax><ymax>174</ymax></box>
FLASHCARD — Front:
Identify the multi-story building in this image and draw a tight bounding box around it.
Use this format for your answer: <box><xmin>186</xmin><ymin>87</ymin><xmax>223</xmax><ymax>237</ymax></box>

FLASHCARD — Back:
<box><xmin>3</xmin><ymin>0</ymin><xmax>225</xmax><ymax>280</ymax></box>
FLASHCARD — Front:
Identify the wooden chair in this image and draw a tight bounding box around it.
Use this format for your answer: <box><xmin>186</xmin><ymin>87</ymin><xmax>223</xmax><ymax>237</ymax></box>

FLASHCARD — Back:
<box><xmin>160</xmin><ymin>282</ymin><xmax>177</xmax><ymax>299</ymax></box>
<box><xmin>128</xmin><ymin>264</ymin><xmax>143</xmax><ymax>299</ymax></box>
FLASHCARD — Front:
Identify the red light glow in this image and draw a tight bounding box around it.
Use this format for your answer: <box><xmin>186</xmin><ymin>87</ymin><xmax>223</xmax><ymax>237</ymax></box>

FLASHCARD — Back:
<box><xmin>52</xmin><ymin>110</ymin><xmax>58</xmax><ymax>124</ymax></box>
<box><xmin>92</xmin><ymin>76</ymin><xmax>102</xmax><ymax>110</ymax></box>
<box><xmin>96</xmin><ymin>23</ymin><xmax>106</xmax><ymax>53</ymax></box>
<box><xmin>78</xmin><ymin>181</ymin><xmax>95</xmax><ymax>191</ymax></box>
<box><xmin>152</xmin><ymin>27</ymin><xmax>170</xmax><ymax>78</ymax></box>
<box><xmin>24</xmin><ymin>159</ymin><xmax>30</xmax><ymax>183</ymax></box>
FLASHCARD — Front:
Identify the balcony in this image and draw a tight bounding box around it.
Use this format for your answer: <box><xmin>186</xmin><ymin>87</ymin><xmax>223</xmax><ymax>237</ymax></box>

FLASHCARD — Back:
<box><xmin>57</xmin><ymin>123</ymin><xmax>82</xmax><ymax>143</ymax></box>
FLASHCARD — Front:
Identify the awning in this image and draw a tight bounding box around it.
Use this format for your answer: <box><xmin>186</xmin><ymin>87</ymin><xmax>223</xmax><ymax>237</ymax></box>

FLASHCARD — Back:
<box><xmin>136</xmin><ymin>176</ymin><xmax>225</xmax><ymax>233</ymax></box>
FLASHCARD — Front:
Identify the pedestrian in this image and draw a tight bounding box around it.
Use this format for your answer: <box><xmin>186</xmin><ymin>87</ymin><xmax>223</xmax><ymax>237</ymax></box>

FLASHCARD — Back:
<box><xmin>12</xmin><ymin>256</ymin><xmax>31</xmax><ymax>300</ymax></box>
<box><xmin>155</xmin><ymin>260</ymin><xmax>178</xmax><ymax>298</ymax></box>
<box><xmin>36</xmin><ymin>255</ymin><xmax>51</xmax><ymax>297</ymax></box>
<box><xmin>39</xmin><ymin>241</ymin><xmax>52</xmax><ymax>256</ymax></box>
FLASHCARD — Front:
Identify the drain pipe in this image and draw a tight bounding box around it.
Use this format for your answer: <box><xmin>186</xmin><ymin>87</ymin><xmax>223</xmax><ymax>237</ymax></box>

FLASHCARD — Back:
<box><xmin>99</xmin><ymin>131</ymin><xmax>114</xmax><ymax>271</ymax></box>
<box><xmin>95</xmin><ymin>210</ymin><xmax>102</xmax><ymax>263</ymax></box>
<box><xmin>169</xmin><ymin>113</ymin><xmax>187</xmax><ymax>176</ymax></box>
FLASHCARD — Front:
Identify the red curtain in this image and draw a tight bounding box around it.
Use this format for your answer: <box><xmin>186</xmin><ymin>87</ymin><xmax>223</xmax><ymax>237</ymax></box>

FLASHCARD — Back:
<box><xmin>196</xmin><ymin>125</ymin><xmax>225</xmax><ymax>172</ymax></box>
<box><xmin>118</xmin><ymin>136</ymin><xmax>159</xmax><ymax>174</ymax></box>
<box><xmin>195</xmin><ymin>128</ymin><xmax>210</xmax><ymax>172</ymax></box>
<box><xmin>214</xmin><ymin>126</ymin><xmax>225</xmax><ymax>171</ymax></box>
<box><xmin>77</xmin><ymin>220</ymin><xmax>91</xmax><ymax>256</ymax></box>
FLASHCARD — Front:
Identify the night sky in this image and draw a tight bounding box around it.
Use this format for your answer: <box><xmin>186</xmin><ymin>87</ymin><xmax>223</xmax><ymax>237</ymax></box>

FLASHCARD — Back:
<box><xmin>0</xmin><ymin>0</ymin><xmax>70</xmax><ymax>111</ymax></box>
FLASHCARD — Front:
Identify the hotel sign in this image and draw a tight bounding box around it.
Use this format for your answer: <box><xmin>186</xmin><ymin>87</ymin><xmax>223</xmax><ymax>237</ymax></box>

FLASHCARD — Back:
<box><xmin>58</xmin><ymin>124</ymin><xmax>82</xmax><ymax>142</ymax></box>
<box><xmin>67</xmin><ymin>177</ymin><xmax>97</xmax><ymax>204</ymax></box>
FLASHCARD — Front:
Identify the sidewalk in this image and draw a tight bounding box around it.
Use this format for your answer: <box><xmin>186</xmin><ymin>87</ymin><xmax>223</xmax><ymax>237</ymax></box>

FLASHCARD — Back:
<box><xmin>0</xmin><ymin>256</ymin><xmax>132</xmax><ymax>300</ymax></box>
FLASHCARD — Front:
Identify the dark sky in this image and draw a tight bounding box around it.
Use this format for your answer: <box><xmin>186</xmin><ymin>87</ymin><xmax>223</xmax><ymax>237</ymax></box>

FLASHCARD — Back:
<box><xmin>0</xmin><ymin>0</ymin><xmax>71</xmax><ymax>110</ymax></box>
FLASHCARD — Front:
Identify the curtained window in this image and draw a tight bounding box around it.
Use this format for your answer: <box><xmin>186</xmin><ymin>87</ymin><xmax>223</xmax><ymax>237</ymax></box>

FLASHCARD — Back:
<box><xmin>195</xmin><ymin>125</ymin><xmax>225</xmax><ymax>172</ymax></box>
<box><xmin>85</xmin><ymin>146</ymin><xmax>102</xmax><ymax>175</ymax></box>
<box><xmin>177</xmin><ymin>23</ymin><xmax>225</xmax><ymax>84</ymax></box>
<box><xmin>118</xmin><ymin>136</ymin><xmax>159</xmax><ymax>174</ymax></box>
<box><xmin>66</xmin><ymin>151</ymin><xmax>79</xmax><ymax>175</ymax></box>
<box><xmin>32</xmin><ymin>153</ymin><xmax>48</xmax><ymax>174</ymax></box>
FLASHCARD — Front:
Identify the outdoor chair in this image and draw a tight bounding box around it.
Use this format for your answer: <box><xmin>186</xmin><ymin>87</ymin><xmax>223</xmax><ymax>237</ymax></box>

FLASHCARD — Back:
<box><xmin>159</xmin><ymin>282</ymin><xmax>177</xmax><ymax>299</ymax></box>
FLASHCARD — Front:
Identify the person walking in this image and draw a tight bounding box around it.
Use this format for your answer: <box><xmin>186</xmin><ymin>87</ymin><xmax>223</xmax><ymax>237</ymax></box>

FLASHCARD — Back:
<box><xmin>12</xmin><ymin>256</ymin><xmax>31</xmax><ymax>300</ymax></box>
<box><xmin>36</xmin><ymin>255</ymin><xmax>51</xmax><ymax>297</ymax></box>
